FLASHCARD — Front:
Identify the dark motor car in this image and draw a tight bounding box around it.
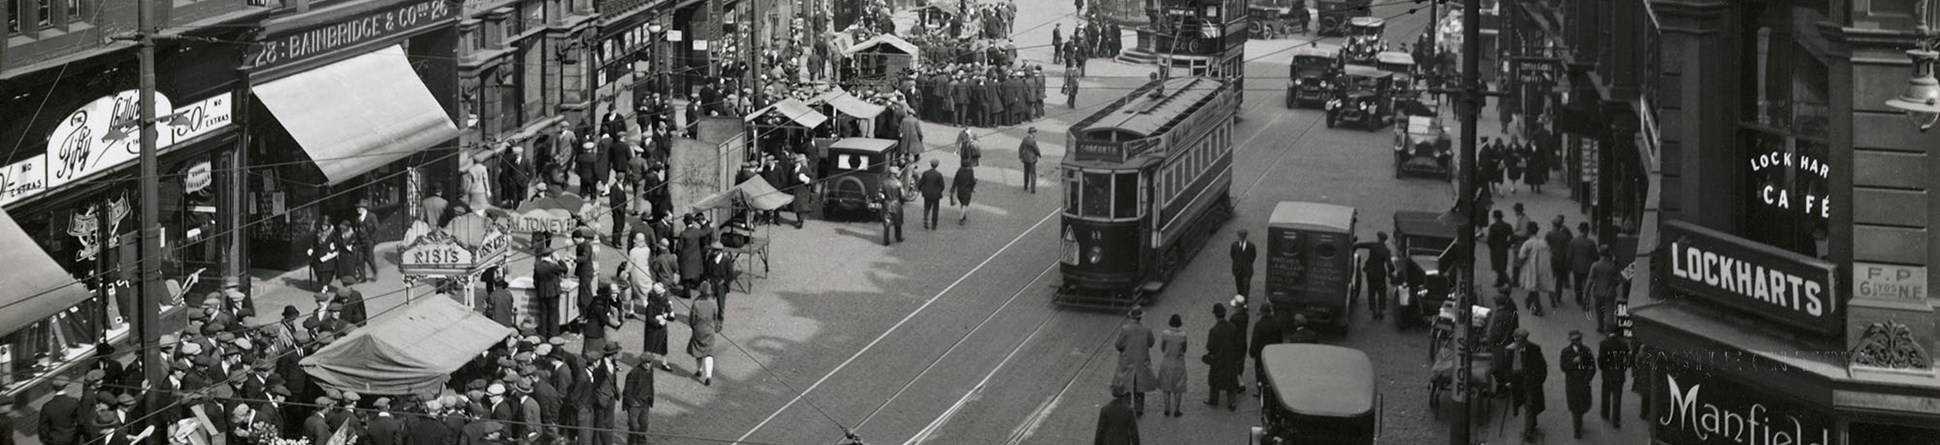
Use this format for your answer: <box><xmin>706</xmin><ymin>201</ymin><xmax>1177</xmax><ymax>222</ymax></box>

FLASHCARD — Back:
<box><xmin>1285</xmin><ymin>43</ymin><xmax>1343</xmax><ymax>109</ymax></box>
<box><xmin>819</xmin><ymin>137</ymin><xmax>903</xmax><ymax>219</ymax></box>
<box><xmin>1324</xmin><ymin>65</ymin><xmax>1395</xmax><ymax>131</ymax></box>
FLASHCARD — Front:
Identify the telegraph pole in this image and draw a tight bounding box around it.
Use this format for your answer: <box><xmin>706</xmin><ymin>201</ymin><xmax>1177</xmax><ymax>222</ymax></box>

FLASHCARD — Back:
<box><xmin>135</xmin><ymin>0</ymin><xmax>170</xmax><ymax>437</ymax></box>
<box><xmin>1449</xmin><ymin>0</ymin><xmax>1481</xmax><ymax>441</ymax></box>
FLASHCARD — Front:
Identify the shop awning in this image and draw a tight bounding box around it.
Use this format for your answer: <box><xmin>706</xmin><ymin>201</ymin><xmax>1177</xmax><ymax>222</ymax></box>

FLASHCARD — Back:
<box><xmin>844</xmin><ymin>34</ymin><xmax>922</xmax><ymax>58</ymax></box>
<box><xmin>299</xmin><ymin>297</ymin><xmax>513</xmax><ymax>397</ymax></box>
<box><xmin>252</xmin><ymin>45</ymin><xmax>459</xmax><ymax>185</ymax></box>
<box><xmin>745</xmin><ymin>99</ymin><xmax>830</xmax><ymax>128</ymax></box>
<box><xmin>693</xmin><ymin>176</ymin><xmax>795</xmax><ymax>211</ymax></box>
<box><xmin>807</xmin><ymin>90</ymin><xmax>888</xmax><ymax>120</ymax></box>
<box><xmin>0</xmin><ymin>210</ymin><xmax>92</xmax><ymax>337</ymax></box>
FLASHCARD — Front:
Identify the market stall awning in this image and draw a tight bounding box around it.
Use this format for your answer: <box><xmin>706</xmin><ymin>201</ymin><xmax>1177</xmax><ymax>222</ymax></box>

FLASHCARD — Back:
<box><xmin>252</xmin><ymin>45</ymin><xmax>459</xmax><ymax>185</ymax></box>
<box><xmin>844</xmin><ymin>34</ymin><xmax>922</xmax><ymax>58</ymax></box>
<box><xmin>745</xmin><ymin>99</ymin><xmax>830</xmax><ymax>128</ymax></box>
<box><xmin>693</xmin><ymin>176</ymin><xmax>795</xmax><ymax>211</ymax></box>
<box><xmin>299</xmin><ymin>297</ymin><xmax>513</xmax><ymax>396</ymax></box>
<box><xmin>807</xmin><ymin>91</ymin><xmax>888</xmax><ymax>120</ymax></box>
<box><xmin>0</xmin><ymin>210</ymin><xmax>92</xmax><ymax>337</ymax></box>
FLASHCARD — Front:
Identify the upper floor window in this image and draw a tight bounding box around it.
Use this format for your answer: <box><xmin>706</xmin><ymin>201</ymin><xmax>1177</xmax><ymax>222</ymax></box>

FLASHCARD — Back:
<box><xmin>8</xmin><ymin>0</ymin><xmax>21</xmax><ymax>34</ymax></box>
<box><xmin>36</xmin><ymin>0</ymin><xmax>49</xmax><ymax>28</ymax></box>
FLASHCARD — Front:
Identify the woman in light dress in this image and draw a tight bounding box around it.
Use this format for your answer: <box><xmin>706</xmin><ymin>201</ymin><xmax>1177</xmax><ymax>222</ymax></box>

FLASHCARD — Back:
<box><xmin>1156</xmin><ymin>314</ymin><xmax>1190</xmax><ymax>417</ymax></box>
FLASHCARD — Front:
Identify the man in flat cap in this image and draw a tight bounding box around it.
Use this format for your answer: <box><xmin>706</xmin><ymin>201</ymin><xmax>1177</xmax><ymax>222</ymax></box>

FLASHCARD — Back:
<box><xmin>37</xmin><ymin>381</ymin><xmax>83</xmax><ymax>445</ymax></box>
<box><xmin>361</xmin><ymin>397</ymin><xmax>404</xmax><ymax>445</ymax></box>
<box><xmin>1093</xmin><ymin>384</ymin><xmax>1139</xmax><ymax>445</ymax></box>
<box><xmin>303</xmin><ymin>397</ymin><xmax>334</xmax><ymax>445</ymax></box>
<box><xmin>336</xmin><ymin>280</ymin><xmax>368</xmax><ymax>326</ymax></box>
<box><xmin>621</xmin><ymin>354</ymin><xmax>656</xmax><ymax>445</ymax></box>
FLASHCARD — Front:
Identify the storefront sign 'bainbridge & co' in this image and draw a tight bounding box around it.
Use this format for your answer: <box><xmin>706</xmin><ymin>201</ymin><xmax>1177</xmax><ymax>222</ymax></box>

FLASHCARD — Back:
<box><xmin>1664</xmin><ymin>220</ymin><xmax>1839</xmax><ymax>335</ymax></box>
<box><xmin>248</xmin><ymin>0</ymin><xmax>455</xmax><ymax>68</ymax></box>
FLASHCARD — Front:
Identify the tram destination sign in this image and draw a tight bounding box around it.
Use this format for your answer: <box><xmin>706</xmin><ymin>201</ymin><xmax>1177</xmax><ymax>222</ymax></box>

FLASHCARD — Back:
<box><xmin>1071</xmin><ymin>138</ymin><xmax>1159</xmax><ymax>163</ymax></box>
<box><xmin>1663</xmin><ymin>221</ymin><xmax>1840</xmax><ymax>335</ymax></box>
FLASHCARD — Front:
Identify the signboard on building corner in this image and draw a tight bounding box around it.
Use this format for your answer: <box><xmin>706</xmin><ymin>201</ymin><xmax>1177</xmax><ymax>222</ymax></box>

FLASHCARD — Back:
<box><xmin>1853</xmin><ymin>262</ymin><xmax>1927</xmax><ymax>302</ymax></box>
<box><xmin>1662</xmin><ymin>220</ymin><xmax>1840</xmax><ymax>335</ymax></box>
<box><xmin>1653</xmin><ymin>367</ymin><xmax>1833</xmax><ymax>445</ymax></box>
<box><xmin>4</xmin><ymin>91</ymin><xmax>233</xmax><ymax>207</ymax></box>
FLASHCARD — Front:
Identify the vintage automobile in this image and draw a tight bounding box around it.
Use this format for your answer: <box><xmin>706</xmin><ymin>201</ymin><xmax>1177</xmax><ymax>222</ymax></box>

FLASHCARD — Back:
<box><xmin>1285</xmin><ymin>43</ymin><xmax>1343</xmax><ymax>109</ymax></box>
<box><xmin>1248</xmin><ymin>1</ymin><xmax>1309</xmax><ymax>38</ymax></box>
<box><xmin>818</xmin><ymin>137</ymin><xmax>905</xmax><ymax>220</ymax></box>
<box><xmin>1265</xmin><ymin>201</ymin><xmax>1361</xmax><ymax>332</ymax></box>
<box><xmin>1324</xmin><ymin>65</ymin><xmax>1395</xmax><ymax>131</ymax></box>
<box><xmin>1389</xmin><ymin>210</ymin><xmax>1457</xmax><ymax>329</ymax></box>
<box><xmin>1250</xmin><ymin>344</ymin><xmax>1382</xmax><ymax>445</ymax></box>
<box><xmin>1392</xmin><ymin>98</ymin><xmax>1452</xmax><ymax>179</ymax></box>
<box><xmin>1374</xmin><ymin>51</ymin><xmax>1417</xmax><ymax>93</ymax></box>
<box><xmin>1316</xmin><ymin>0</ymin><xmax>1374</xmax><ymax>37</ymax></box>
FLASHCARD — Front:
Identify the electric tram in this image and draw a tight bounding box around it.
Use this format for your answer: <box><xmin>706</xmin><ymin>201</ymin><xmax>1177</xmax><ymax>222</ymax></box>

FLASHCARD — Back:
<box><xmin>1055</xmin><ymin>76</ymin><xmax>1240</xmax><ymax>308</ymax></box>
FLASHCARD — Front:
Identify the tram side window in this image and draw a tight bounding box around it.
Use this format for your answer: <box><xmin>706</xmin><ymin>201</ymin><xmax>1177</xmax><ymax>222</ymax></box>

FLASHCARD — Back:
<box><xmin>1114</xmin><ymin>172</ymin><xmax>1139</xmax><ymax>218</ymax></box>
<box><xmin>1083</xmin><ymin>172</ymin><xmax>1113</xmax><ymax>217</ymax></box>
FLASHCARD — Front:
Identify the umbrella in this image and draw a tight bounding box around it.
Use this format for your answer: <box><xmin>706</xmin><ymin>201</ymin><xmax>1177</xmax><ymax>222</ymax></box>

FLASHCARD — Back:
<box><xmin>509</xmin><ymin>192</ymin><xmax>592</xmax><ymax>234</ymax></box>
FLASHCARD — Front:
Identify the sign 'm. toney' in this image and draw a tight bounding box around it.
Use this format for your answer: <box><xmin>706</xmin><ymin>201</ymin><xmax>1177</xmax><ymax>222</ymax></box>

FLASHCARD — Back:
<box><xmin>1664</xmin><ymin>221</ymin><xmax>1840</xmax><ymax>335</ymax></box>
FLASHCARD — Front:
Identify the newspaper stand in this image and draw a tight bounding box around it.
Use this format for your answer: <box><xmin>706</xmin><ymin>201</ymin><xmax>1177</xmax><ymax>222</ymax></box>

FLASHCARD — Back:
<box><xmin>397</xmin><ymin>220</ymin><xmax>510</xmax><ymax>309</ymax></box>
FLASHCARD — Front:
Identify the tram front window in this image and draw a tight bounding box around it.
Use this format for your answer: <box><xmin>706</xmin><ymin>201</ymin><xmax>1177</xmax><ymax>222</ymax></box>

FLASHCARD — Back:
<box><xmin>1082</xmin><ymin>172</ymin><xmax>1113</xmax><ymax>218</ymax></box>
<box><xmin>1114</xmin><ymin>172</ymin><xmax>1139</xmax><ymax>219</ymax></box>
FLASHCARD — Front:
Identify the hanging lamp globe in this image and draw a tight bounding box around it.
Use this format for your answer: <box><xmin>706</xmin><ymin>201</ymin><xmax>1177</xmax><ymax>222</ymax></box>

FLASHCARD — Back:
<box><xmin>1886</xmin><ymin>47</ymin><xmax>1940</xmax><ymax>131</ymax></box>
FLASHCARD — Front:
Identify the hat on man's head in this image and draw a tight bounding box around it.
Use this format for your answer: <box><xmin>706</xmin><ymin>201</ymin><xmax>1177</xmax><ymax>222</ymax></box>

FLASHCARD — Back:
<box><xmin>215</xmin><ymin>332</ymin><xmax>236</xmax><ymax>343</ymax></box>
<box><xmin>603</xmin><ymin>342</ymin><xmax>623</xmax><ymax>355</ymax></box>
<box><xmin>535</xmin><ymin>344</ymin><xmax>554</xmax><ymax>356</ymax></box>
<box><xmin>88</xmin><ymin>411</ymin><xmax>120</xmax><ymax>430</ymax></box>
<box><xmin>84</xmin><ymin>369</ymin><xmax>106</xmax><ymax>383</ymax></box>
<box><xmin>117</xmin><ymin>394</ymin><xmax>137</xmax><ymax>406</ymax></box>
<box><xmin>548</xmin><ymin>336</ymin><xmax>568</xmax><ymax>346</ymax></box>
<box><xmin>314</xmin><ymin>292</ymin><xmax>334</xmax><ymax>303</ymax></box>
<box><xmin>301</xmin><ymin>318</ymin><xmax>320</xmax><ymax>330</ymax></box>
<box><xmin>282</xmin><ymin>305</ymin><xmax>301</xmax><ymax>319</ymax></box>
<box><xmin>187</xmin><ymin>310</ymin><xmax>208</xmax><ymax>321</ymax></box>
<box><xmin>373</xmin><ymin>397</ymin><xmax>392</xmax><ymax>410</ymax></box>
<box><xmin>487</xmin><ymin>383</ymin><xmax>506</xmax><ymax>396</ymax></box>
<box><xmin>269</xmin><ymin>385</ymin><xmax>291</xmax><ymax>397</ymax></box>
<box><xmin>202</xmin><ymin>296</ymin><xmax>223</xmax><ymax>307</ymax></box>
<box><xmin>343</xmin><ymin>391</ymin><xmax>361</xmax><ymax>402</ymax></box>
<box><xmin>160</xmin><ymin>333</ymin><xmax>178</xmax><ymax>346</ymax></box>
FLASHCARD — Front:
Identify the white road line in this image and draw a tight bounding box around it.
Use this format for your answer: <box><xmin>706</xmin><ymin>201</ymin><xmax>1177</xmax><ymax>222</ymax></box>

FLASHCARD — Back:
<box><xmin>733</xmin><ymin>209</ymin><xmax>1062</xmax><ymax>444</ymax></box>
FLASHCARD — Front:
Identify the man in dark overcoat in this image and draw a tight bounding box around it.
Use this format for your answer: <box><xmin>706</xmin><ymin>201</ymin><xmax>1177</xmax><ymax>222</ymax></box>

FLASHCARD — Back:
<box><xmin>1560</xmin><ymin>330</ymin><xmax>1598</xmax><ymax>439</ymax></box>
<box><xmin>981</xmin><ymin>76</ymin><xmax>1004</xmax><ymax>127</ymax></box>
<box><xmin>1093</xmin><ymin>385</ymin><xmax>1140</xmax><ymax>445</ymax></box>
<box><xmin>534</xmin><ymin>249</ymin><xmax>569</xmax><ymax>338</ymax></box>
<box><xmin>1203</xmin><ymin>304</ymin><xmax>1241</xmax><ymax>410</ymax></box>
<box><xmin>918</xmin><ymin>159</ymin><xmax>947</xmax><ymax>229</ymax></box>
<box><xmin>1598</xmin><ymin>333</ymin><xmax>1632</xmax><ymax>429</ymax></box>
<box><xmin>953</xmin><ymin>76</ymin><xmax>973</xmax><ymax>126</ymax></box>
<box><xmin>1495</xmin><ymin>329</ymin><xmax>1548</xmax><ymax>438</ymax></box>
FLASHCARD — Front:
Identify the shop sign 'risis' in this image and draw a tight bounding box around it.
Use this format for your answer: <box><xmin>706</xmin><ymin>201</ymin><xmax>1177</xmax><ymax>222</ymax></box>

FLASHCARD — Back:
<box><xmin>1663</xmin><ymin>221</ymin><xmax>1839</xmax><ymax>335</ymax></box>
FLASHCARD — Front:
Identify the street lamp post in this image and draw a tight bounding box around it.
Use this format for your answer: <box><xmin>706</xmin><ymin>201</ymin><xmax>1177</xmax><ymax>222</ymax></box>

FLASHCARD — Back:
<box><xmin>1887</xmin><ymin>0</ymin><xmax>1940</xmax><ymax>131</ymax></box>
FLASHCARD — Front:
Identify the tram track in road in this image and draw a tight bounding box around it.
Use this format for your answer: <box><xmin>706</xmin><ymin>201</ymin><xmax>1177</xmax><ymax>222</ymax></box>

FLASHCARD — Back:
<box><xmin>907</xmin><ymin>96</ymin><xmax>1327</xmax><ymax>444</ymax></box>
